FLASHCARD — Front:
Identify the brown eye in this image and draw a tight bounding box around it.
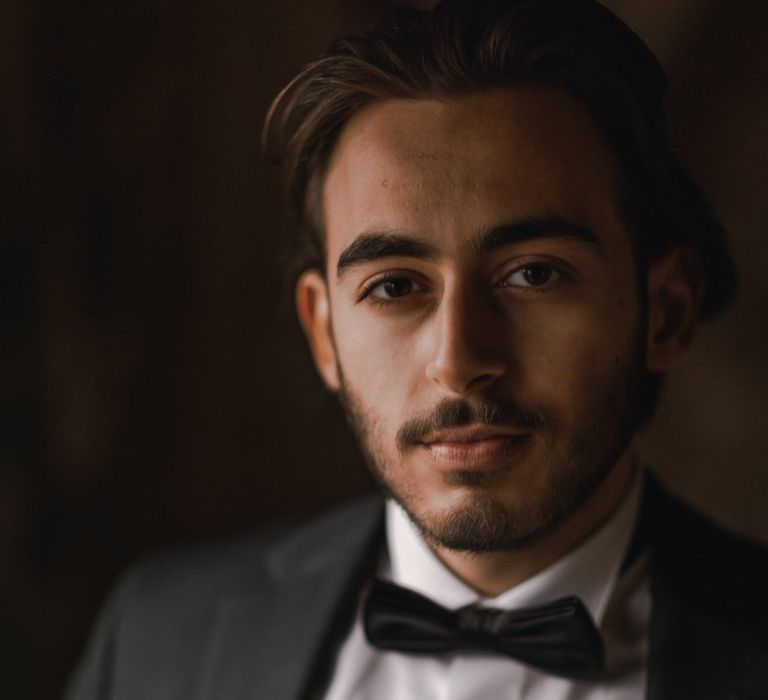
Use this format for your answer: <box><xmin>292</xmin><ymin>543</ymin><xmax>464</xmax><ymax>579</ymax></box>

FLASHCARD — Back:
<box><xmin>370</xmin><ymin>277</ymin><xmax>415</xmax><ymax>299</ymax></box>
<box><xmin>504</xmin><ymin>263</ymin><xmax>560</xmax><ymax>288</ymax></box>
<box><xmin>522</xmin><ymin>264</ymin><xmax>554</xmax><ymax>286</ymax></box>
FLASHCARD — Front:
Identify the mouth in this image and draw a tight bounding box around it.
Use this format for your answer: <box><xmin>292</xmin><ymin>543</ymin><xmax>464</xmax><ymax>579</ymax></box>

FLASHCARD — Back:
<box><xmin>418</xmin><ymin>425</ymin><xmax>533</xmax><ymax>471</ymax></box>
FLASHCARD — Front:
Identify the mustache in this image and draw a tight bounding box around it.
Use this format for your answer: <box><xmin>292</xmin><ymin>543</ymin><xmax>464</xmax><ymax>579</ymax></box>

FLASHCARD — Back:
<box><xmin>396</xmin><ymin>397</ymin><xmax>549</xmax><ymax>451</ymax></box>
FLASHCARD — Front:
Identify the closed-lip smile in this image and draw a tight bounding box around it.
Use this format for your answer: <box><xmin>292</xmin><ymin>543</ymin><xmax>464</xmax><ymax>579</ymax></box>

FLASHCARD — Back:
<box><xmin>418</xmin><ymin>424</ymin><xmax>534</xmax><ymax>472</ymax></box>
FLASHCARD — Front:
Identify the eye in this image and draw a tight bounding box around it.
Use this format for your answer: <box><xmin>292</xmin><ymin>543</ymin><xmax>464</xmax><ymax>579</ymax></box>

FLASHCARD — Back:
<box><xmin>364</xmin><ymin>275</ymin><xmax>423</xmax><ymax>302</ymax></box>
<box><xmin>502</xmin><ymin>262</ymin><xmax>561</xmax><ymax>289</ymax></box>
<box><xmin>356</xmin><ymin>271</ymin><xmax>431</xmax><ymax>308</ymax></box>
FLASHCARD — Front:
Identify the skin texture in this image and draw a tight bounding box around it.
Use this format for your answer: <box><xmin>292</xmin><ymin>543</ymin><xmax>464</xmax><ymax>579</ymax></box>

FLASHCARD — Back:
<box><xmin>296</xmin><ymin>86</ymin><xmax>699</xmax><ymax>595</ymax></box>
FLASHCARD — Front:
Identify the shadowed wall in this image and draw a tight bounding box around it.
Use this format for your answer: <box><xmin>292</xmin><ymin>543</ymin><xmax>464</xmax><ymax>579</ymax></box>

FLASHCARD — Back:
<box><xmin>0</xmin><ymin>1</ymin><xmax>766</xmax><ymax>697</ymax></box>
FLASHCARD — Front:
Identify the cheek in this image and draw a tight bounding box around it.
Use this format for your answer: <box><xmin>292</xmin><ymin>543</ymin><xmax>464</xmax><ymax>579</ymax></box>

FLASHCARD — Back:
<box><xmin>511</xmin><ymin>292</ymin><xmax>638</xmax><ymax>406</ymax></box>
<box><xmin>333</xmin><ymin>312</ymin><xmax>422</xmax><ymax>417</ymax></box>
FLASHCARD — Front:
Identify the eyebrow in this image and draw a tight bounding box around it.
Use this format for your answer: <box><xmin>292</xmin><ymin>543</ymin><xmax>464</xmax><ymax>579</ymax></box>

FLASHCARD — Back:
<box><xmin>476</xmin><ymin>216</ymin><xmax>602</xmax><ymax>254</ymax></box>
<box><xmin>337</xmin><ymin>231</ymin><xmax>439</xmax><ymax>277</ymax></box>
<box><xmin>336</xmin><ymin>216</ymin><xmax>602</xmax><ymax>278</ymax></box>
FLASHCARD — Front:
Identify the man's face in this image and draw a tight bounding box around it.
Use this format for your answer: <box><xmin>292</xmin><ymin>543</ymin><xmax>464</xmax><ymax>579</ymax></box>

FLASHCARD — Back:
<box><xmin>300</xmin><ymin>87</ymin><xmax>650</xmax><ymax>552</ymax></box>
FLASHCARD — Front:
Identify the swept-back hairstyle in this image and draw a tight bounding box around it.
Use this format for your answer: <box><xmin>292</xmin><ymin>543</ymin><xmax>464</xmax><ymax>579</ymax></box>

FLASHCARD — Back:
<box><xmin>264</xmin><ymin>0</ymin><xmax>737</xmax><ymax>318</ymax></box>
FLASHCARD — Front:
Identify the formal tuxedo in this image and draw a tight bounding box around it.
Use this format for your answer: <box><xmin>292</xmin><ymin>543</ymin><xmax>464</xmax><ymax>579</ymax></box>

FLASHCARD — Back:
<box><xmin>65</xmin><ymin>475</ymin><xmax>768</xmax><ymax>700</ymax></box>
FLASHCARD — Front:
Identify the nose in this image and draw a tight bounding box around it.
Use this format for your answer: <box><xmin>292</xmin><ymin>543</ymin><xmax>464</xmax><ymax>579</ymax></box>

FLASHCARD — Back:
<box><xmin>425</xmin><ymin>280</ymin><xmax>508</xmax><ymax>395</ymax></box>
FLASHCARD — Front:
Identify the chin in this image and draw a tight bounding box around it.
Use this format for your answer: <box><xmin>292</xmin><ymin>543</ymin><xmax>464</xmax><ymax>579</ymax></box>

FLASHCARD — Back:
<box><xmin>404</xmin><ymin>492</ymin><xmax>549</xmax><ymax>552</ymax></box>
<box><xmin>391</xmin><ymin>452</ymin><xmax>617</xmax><ymax>553</ymax></box>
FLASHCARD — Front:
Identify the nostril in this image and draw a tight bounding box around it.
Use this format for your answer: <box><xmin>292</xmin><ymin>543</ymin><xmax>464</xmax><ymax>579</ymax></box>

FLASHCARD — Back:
<box><xmin>466</xmin><ymin>372</ymin><xmax>502</xmax><ymax>391</ymax></box>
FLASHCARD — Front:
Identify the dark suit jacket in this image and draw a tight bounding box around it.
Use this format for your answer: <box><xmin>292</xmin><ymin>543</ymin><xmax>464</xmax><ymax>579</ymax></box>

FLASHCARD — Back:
<box><xmin>65</xmin><ymin>475</ymin><xmax>768</xmax><ymax>699</ymax></box>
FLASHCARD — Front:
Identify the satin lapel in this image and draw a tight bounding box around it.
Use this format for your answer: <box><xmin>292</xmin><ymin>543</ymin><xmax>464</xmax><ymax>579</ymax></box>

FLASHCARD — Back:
<box><xmin>198</xmin><ymin>498</ymin><xmax>385</xmax><ymax>700</ymax></box>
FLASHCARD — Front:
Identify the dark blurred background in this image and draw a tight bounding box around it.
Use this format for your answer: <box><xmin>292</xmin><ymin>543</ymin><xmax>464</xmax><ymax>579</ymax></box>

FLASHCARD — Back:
<box><xmin>1</xmin><ymin>0</ymin><xmax>766</xmax><ymax>697</ymax></box>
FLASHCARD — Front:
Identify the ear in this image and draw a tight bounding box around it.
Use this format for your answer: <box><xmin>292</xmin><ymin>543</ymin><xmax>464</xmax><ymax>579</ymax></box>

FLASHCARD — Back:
<box><xmin>645</xmin><ymin>247</ymin><xmax>703</xmax><ymax>372</ymax></box>
<box><xmin>295</xmin><ymin>269</ymin><xmax>341</xmax><ymax>391</ymax></box>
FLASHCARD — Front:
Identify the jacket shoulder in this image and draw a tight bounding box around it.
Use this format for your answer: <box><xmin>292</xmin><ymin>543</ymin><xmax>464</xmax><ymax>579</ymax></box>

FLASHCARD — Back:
<box><xmin>652</xmin><ymin>479</ymin><xmax>768</xmax><ymax>581</ymax></box>
<box><xmin>122</xmin><ymin>494</ymin><xmax>382</xmax><ymax>604</ymax></box>
<box><xmin>650</xmin><ymin>477</ymin><xmax>768</xmax><ymax>643</ymax></box>
<box><xmin>64</xmin><ymin>495</ymin><xmax>383</xmax><ymax>700</ymax></box>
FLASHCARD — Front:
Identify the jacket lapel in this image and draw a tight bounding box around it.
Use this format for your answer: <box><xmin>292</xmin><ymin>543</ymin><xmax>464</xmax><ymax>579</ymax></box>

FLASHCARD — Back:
<box><xmin>644</xmin><ymin>475</ymin><xmax>766</xmax><ymax>700</ymax></box>
<box><xmin>647</xmin><ymin>556</ymin><xmax>739</xmax><ymax>699</ymax></box>
<box><xmin>198</xmin><ymin>497</ymin><xmax>384</xmax><ymax>700</ymax></box>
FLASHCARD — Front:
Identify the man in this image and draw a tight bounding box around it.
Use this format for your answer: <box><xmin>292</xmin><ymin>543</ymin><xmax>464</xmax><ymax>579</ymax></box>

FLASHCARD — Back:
<box><xmin>66</xmin><ymin>0</ymin><xmax>768</xmax><ymax>698</ymax></box>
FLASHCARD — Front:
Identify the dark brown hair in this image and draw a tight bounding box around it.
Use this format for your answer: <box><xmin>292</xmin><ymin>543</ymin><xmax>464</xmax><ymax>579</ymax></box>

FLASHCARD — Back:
<box><xmin>264</xmin><ymin>0</ymin><xmax>737</xmax><ymax>318</ymax></box>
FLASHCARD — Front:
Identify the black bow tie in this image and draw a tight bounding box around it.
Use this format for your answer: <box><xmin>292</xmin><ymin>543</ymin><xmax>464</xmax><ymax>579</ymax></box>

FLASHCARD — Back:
<box><xmin>362</xmin><ymin>578</ymin><xmax>605</xmax><ymax>680</ymax></box>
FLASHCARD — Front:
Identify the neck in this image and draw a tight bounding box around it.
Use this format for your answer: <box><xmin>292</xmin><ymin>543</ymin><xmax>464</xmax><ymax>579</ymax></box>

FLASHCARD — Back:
<box><xmin>429</xmin><ymin>451</ymin><xmax>637</xmax><ymax>597</ymax></box>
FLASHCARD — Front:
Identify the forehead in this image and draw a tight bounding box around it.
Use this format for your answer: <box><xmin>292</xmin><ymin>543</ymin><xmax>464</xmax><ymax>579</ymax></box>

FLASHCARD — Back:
<box><xmin>322</xmin><ymin>86</ymin><xmax>628</xmax><ymax>268</ymax></box>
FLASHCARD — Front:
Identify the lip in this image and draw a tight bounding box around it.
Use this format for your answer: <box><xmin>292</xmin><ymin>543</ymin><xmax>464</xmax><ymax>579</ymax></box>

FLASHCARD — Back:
<box><xmin>419</xmin><ymin>425</ymin><xmax>533</xmax><ymax>471</ymax></box>
<box><xmin>421</xmin><ymin>424</ymin><xmax>531</xmax><ymax>445</ymax></box>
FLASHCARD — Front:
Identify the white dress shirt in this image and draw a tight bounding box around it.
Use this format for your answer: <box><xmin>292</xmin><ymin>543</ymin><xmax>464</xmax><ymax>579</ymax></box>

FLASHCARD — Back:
<box><xmin>323</xmin><ymin>475</ymin><xmax>650</xmax><ymax>700</ymax></box>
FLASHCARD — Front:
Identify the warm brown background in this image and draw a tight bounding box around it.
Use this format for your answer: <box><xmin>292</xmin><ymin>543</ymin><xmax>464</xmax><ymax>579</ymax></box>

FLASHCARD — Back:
<box><xmin>1</xmin><ymin>1</ymin><xmax>766</xmax><ymax>697</ymax></box>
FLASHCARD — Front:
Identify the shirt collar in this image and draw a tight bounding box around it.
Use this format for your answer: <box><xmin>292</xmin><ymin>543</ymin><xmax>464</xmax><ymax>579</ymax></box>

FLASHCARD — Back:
<box><xmin>385</xmin><ymin>469</ymin><xmax>643</xmax><ymax>625</ymax></box>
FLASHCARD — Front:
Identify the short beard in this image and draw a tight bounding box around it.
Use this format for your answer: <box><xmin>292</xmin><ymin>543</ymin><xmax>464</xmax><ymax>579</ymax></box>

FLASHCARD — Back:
<box><xmin>336</xmin><ymin>329</ymin><xmax>648</xmax><ymax>553</ymax></box>
<box><xmin>410</xmin><ymin>443</ymin><xmax>627</xmax><ymax>553</ymax></box>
